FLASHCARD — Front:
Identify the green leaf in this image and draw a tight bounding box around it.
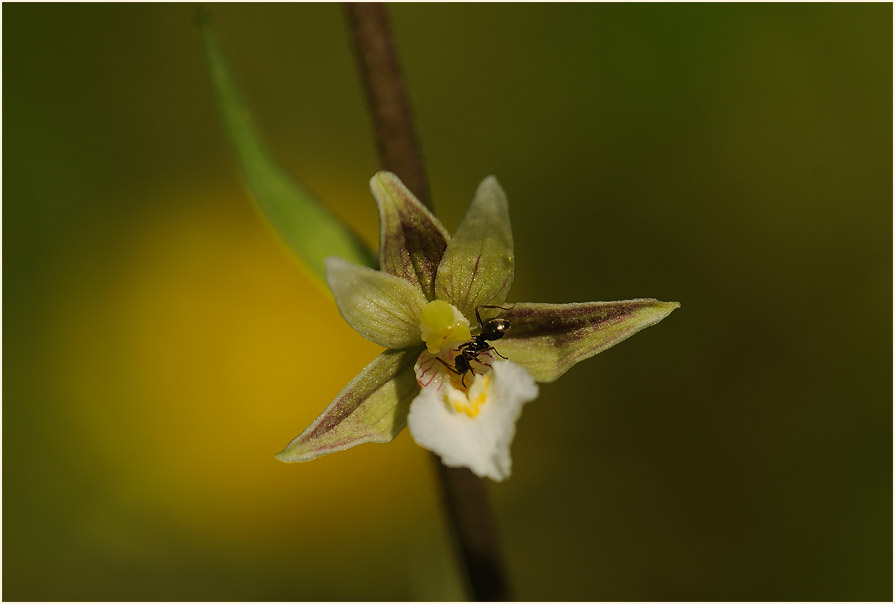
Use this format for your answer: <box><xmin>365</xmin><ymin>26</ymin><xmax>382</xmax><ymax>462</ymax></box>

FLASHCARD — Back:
<box><xmin>276</xmin><ymin>348</ymin><xmax>420</xmax><ymax>462</ymax></box>
<box><xmin>371</xmin><ymin>172</ymin><xmax>450</xmax><ymax>301</ymax></box>
<box><xmin>435</xmin><ymin>176</ymin><xmax>515</xmax><ymax>320</ymax></box>
<box><xmin>199</xmin><ymin>17</ymin><xmax>376</xmax><ymax>283</ymax></box>
<box><xmin>495</xmin><ymin>299</ymin><xmax>680</xmax><ymax>382</ymax></box>
<box><xmin>326</xmin><ymin>257</ymin><xmax>429</xmax><ymax>349</ymax></box>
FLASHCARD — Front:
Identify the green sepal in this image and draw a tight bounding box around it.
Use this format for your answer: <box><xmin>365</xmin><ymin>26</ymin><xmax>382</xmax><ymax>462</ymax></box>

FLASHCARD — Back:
<box><xmin>435</xmin><ymin>176</ymin><xmax>515</xmax><ymax>320</ymax></box>
<box><xmin>199</xmin><ymin>18</ymin><xmax>376</xmax><ymax>284</ymax></box>
<box><xmin>496</xmin><ymin>299</ymin><xmax>680</xmax><ymax>382</ymax></box>
<box><xmin>325</xmin><ymin>257</ymin><xmax>429</xmax><ymax>350</ymax></box>
<box><xmin>276</xmin><ymin>348</ymin><xmax>420</xmax><ymax>462</ymax></box>
<box><xmin>371</xmin><ymin>172</ymin><xmax>450</xmax><ymax>301</ymax></box>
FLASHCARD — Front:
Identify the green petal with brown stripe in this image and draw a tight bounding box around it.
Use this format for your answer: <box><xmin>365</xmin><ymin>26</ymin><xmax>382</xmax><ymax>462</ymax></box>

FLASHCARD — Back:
<box><xmin>435</xmin><ymin>176</ymin><xmax>515</xmax><ymax>321</ymax></box>
<box><xmin>276</xmin><ymin>348</ymin><xmax>421</xmax><ymax>462</ymax></box>
<box><xmin>371</xmin><ymin>172</ymin><xmax>450</xmax><ymax>301</ymax></box>
<box><xmin>494</xmin><ymin>299</ymin><xmax>680</xmax><ymax>382</ymax></box>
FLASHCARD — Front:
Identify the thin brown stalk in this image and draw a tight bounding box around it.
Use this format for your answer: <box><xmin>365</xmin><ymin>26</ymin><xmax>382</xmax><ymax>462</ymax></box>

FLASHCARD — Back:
<box><xmin>344</xmin><ymin>4</ymin><xmax>511</xmax><ymax>600</ymax></box>
<box><xmin>344</xmin><ymin>2</ymin><xmax>431</xmax><ymax>210</ymax></box>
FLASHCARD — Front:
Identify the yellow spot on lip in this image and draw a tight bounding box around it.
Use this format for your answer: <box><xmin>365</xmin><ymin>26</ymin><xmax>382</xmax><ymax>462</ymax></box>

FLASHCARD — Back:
<box><xmin>446</xmin><ymin>374</ymin><xmax>491</xmax><ymax>418</ymax></box>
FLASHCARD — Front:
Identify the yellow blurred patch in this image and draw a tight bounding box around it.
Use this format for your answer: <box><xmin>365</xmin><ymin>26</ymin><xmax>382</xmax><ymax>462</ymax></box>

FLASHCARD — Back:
<box><xmin>48</xmin><ymin>182</ymin><xmax>432</xmax><ymax>546</ymax></box>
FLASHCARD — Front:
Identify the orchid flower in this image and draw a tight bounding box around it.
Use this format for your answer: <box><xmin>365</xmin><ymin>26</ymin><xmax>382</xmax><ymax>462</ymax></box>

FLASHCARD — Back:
<box><xmin>277</xmin><ymin>172</ymin><xmax>679</xmax><ymax>481</ymax></box>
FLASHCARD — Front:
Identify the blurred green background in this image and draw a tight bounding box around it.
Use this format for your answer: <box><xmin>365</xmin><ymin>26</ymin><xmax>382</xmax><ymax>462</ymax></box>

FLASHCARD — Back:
<box><xmin>3</xmin><ymin>3</ymin><xmax>891</xmax><ymax>601</ymax></box>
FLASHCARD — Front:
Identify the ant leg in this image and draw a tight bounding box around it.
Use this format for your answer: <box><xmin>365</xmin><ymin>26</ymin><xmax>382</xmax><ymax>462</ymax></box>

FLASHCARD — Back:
<box><xmin>475</xmin><ymin>304</ymin><xmax>515</xmax><ymax>326</ymax></box>
<box><xmin>476</xmin><ymin>343</ymin><xmax>507</xmax><ymax>360</ymax></box>
<box><xmin>435</xmin><ymin>357</ymin><xmax>462</xmax><ymax>375</ymax></box>
<box><xmin>474</xmin><ymin>307</ymin><xmax>484</xmax><ymax>330</ymax></box>
<box><xmin>462</xmin><ymin>365</ymin><xmax>480</xmax><ymax>389</ymax></box>
<box><xmin>474</xmin><ymin>357</ymin><xmax>493</xmax><ymax>371</ymax></box>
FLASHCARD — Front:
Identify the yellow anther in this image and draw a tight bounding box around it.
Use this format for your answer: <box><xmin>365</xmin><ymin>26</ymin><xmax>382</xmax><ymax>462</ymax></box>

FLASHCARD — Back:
<box><xmin>420</xmin><ymin>300</ymin><xmax>471</xmax><ymax>354</ymax></box>
<box><xmin>421</xmin><ymin>299</ymin><xmax>454</xmax><ymax>329</ymax></box>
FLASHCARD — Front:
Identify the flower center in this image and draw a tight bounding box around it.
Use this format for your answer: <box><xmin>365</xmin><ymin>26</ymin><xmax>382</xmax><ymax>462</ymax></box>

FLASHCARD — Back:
<box><xmin>419</xmin><ymin>300</ymin><xmax>471</xmax><ymax>354</ymax></box>
<box><xmin>414</xmin><ymin>345</ymin><xmax>496</xmax><ymax>413</ymax></box>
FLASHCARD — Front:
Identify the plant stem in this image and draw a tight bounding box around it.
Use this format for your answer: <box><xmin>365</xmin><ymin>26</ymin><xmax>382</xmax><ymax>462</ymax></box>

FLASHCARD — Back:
<box><xmin>344</xmin><ymin>2</ymin><xmax>431</xmax><ymax>210</ymax></box>
<box><xmin>344</xmin><ymin>4</ymin><xmax>511</xmax><ymax>601</ymax></box>
<box><xmin>432</xmin><ymin>460</ymin><xmax>512</xmax><ymax>601</ymax></box>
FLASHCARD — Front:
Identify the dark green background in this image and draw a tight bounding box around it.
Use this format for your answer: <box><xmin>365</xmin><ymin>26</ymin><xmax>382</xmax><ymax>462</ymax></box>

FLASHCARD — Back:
<box><xmin>4</xmin><ymin>3</ymin><xmax>891</xmax><ymax>601</ymax></box>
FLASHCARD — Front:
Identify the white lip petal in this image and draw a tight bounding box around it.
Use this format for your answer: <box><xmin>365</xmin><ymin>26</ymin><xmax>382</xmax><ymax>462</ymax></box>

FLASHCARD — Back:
<box><xmin>407</xmin><ymin>360</ymin><xmax>538</xmax><ymax>481</ymax></box>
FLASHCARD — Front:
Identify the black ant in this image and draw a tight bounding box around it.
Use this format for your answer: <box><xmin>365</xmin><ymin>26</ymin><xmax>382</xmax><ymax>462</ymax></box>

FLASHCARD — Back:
<box><xmin>435</xmin><ymin>305</ymin><xmax>512</xmax><ymax>388</ymax></box>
